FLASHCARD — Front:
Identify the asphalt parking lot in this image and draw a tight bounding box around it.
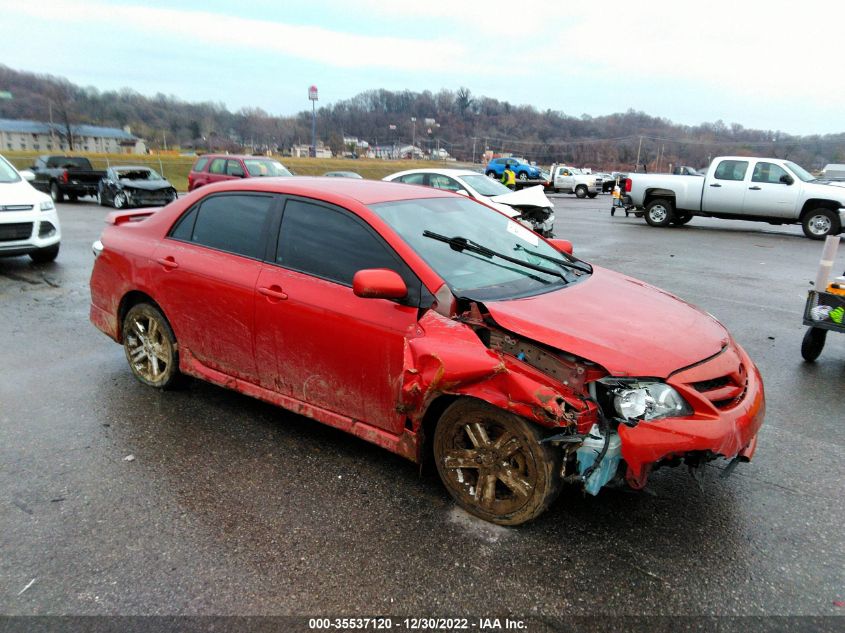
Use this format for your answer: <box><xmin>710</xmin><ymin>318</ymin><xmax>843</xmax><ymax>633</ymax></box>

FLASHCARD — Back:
<box><xmin>1</xmin><ymin>193</ymin><xmax>843</xmax><ymax>625</ymax></box>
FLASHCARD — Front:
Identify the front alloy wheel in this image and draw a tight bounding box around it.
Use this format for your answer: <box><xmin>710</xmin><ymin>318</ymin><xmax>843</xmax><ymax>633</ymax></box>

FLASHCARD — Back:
<box><xmin>122</xmin><ymin>303</ymin><xmax>182</xmax><ymax>389</ymax></box>
<box><xmin>113</xmin><ymin>192</ymin><xmax>128</xmax><ymax>209</ymax></box>
<box><xmin>434</xmin><ymin>400</ymin><xmax>561</xmax><ymax>525</ymax></box>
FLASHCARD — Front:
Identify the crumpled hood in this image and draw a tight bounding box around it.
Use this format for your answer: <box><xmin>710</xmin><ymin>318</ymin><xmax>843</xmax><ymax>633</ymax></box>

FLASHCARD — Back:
<box><xmin>1</xmin><ymin>179</ymin><xmax>49</xmax><ymax>206</ymax></box>
<box><xmin>483</xmin><ymin>266</ymin><xmax>729</xmax><ymax>378</ymax></box>
<box><xmin>119</xmin><ymin>179</ymin><xmax>173</xmax><ymax>191</ymax></box>
<box><xmin>490</xmin><ymin>185</ymin><xmax>552</xmax><ymax>209</ymax></box>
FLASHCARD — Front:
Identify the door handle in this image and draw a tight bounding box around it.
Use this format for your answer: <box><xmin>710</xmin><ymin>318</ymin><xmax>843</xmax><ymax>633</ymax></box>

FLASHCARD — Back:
<box><xmin>748</xmin><ymin>186</ymin><xmax>761</xmax><ymax>190</ymax></box>
<box><xmin>709</xmin><ymin>183</ymin><xmax>722</xmax><ymax>187</ymax></box>
<box><xmin>258</xmin><ymin>285</ymin><xmax>288</xmax><ymax>301</ymax></box>
<box><xmin>156</xmin><ymin>256</ymin><xmax>178</xmax><ymax>269</ymax></box>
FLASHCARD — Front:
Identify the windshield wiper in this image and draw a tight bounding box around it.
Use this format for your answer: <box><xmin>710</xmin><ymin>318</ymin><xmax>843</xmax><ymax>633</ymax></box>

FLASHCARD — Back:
<box><xmin>422</xmin><ymin>231</ymin><xmax>568</xmax><ymax>281</ymax></box>
<box><xmin>513</xmin><ymin>243</ymin><xmax>592</xmax><ymax>274</ymax></box>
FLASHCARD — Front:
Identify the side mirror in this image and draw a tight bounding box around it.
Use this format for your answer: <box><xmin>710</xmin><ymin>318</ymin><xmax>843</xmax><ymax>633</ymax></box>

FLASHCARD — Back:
<box><xmin>353</xmin><ymin>269</ymin><xmax>407</xmax><ymax>300</ymax></box>
<box><xmin>456</xmin><ymin>189</ymin><xmax>469</xmax><ymax>197</ymax></box>
<box><xmin>780</xmin><ymin>174</ymin><xmax>794</xmax><ymax>185</ymax></box>
<box><xmin>20</xmin><ymin>169</ymin><xmax>35</xmax><ymax>182</ymax></box>
<box><xmin>547</xmin><ymin>238</ymin><xmax>574</xmax><ymax>255</ymax></box>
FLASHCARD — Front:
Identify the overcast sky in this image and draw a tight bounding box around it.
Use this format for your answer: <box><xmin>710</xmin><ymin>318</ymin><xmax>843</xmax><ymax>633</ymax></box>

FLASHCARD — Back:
<box><xmin>2</xmin><ymin>0</ymin><xmax>842</xmax><ymax>135</ymax></box>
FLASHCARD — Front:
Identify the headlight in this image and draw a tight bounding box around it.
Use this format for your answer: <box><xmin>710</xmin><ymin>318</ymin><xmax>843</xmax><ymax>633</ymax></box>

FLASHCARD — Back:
<box><xmin>40</xmin><ymin>200</ymin><xmax>54</xmax><ymax>211</ymax></box>
<box><xmin>602</xmin><ymin>380</ymin><xmax>692</xmax><ymax>422</ymax></box>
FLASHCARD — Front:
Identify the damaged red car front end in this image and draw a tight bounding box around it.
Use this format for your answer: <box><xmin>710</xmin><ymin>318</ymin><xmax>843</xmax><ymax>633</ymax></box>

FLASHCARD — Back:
<box><xmin>90</xmin><ymin>178</ymin><xmax>764</xmax><ymax>526</ymax></box>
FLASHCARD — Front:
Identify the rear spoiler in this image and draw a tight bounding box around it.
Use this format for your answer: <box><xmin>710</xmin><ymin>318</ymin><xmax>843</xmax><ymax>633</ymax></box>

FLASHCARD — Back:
<box><xmin>105</xmin><ymin>208</ymin><xmax>160</xmax><ymax>225</ymax></box>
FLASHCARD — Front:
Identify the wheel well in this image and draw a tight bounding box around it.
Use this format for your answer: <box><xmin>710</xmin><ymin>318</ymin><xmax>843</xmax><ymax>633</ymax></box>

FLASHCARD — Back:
<box><xmin>800</xmin><ymin>199</ymin><xmax>840</xmax><ymax>219</ymax></box>
<box><xmin>643</xmin><ymin>189</ymin><xmax>676</xmax><ymax>207</ymax></box>
<box><xmin>117</xmin><ymin>291</ymin><xmax>163</xmax><ymax>342</ymax></box>
<box><xmin>418</xmin><ymin>394</ymin><xmax>460</xmax><ymax>472</ymax></box>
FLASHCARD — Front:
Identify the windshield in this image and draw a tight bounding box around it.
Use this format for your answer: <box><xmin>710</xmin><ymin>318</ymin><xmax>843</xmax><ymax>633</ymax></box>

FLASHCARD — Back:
<box><xmin>0</xmin><ymin>155</ymin><xmax>22</xmax><ymax>183</ymax></box>
<box><xmin>370</xmin><ymin>197</ymin><xmax>588</xmax><ymax>300</ymax></box>
<box><xmin>244</xmin><ymin>159</ymin><xmax>292</xmax><ymax>177</ymax></box>
<box><xmin>116</xmin><ymin>168</ymin><xmax>160</xmax><ymax>180</ymax></box>
<box><xmin>461</xmin><ymin>174</ymin><xmax>512</xmax><ymax>197</ymax></box>
<box><xmin>784</xmin><ymin>161</ymin><xmax>815</xmax><ymax>182</ymax></box>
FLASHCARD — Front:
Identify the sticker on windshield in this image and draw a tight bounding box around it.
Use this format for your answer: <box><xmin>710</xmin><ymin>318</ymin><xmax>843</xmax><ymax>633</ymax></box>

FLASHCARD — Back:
<box><xmin>507</xmin><ymin>220</ymin><xmax>539</xmax><ymax>246</ymax></box>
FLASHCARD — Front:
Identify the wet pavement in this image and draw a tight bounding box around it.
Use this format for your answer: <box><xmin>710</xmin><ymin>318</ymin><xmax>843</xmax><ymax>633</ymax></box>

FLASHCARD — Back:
<box><xmin>1</xmin><ymin>194</ymin><xmax>843</xmax><ymax>620</ymax></box>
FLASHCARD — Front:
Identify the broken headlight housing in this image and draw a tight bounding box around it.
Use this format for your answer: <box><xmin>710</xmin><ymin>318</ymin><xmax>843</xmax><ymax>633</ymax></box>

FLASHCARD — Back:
<box><xmin>599</xmin><ymin>379</ymin><xmax>692</xmax><ymax>423</ymax></box>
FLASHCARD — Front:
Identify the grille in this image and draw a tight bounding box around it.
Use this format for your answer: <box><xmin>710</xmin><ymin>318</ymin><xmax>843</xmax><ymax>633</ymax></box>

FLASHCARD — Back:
<box><xmin>1</xmin><ymin>204</ymin><xmax>34</xmax><ymax>212</ymax></box>
<box><xmin>689</xmin><ymin>364</ymin><xmax>747</xmax><ymax>410</ymax></box>
<box><xmin>0</xmin><ymin>222</ymin><xmax>33</xmax><ymax>242</ymax></box>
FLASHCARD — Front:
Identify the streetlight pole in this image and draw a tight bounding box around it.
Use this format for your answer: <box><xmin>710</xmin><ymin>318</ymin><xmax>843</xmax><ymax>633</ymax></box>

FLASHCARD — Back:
<box><xmin>410</xmin><ymin>117</ymin><xmax>416</xmax><ymax>158</ymax></box>
<box><xmin>308</xmin><ymin>85</ymin><xmax>318</xmax><ymax>157</ymax></box>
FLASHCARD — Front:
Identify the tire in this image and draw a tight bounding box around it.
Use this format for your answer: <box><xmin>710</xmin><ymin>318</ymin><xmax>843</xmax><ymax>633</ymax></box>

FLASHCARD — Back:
<box><xmin>575</xmin><ymin>185</ymin><xmax>587</xmax><ymax>199</ymax></box>
<box><xmin>802</xmin><ymin>208</ymin><xmax>840</xmax><ymax>240</ymax></box>
<box><xmin>50</xmin><ymin>181</ymin><xmax>64</xmax><ymax>203</ymax></box>
<box><xmin>518</xmin><ymin>171</ymin><xmax>528</xmax><ymax>181</ymax></box>
<box><xmin>644</xmin><ymin>198</ymin><xmax>675</xmax><ymax>227</ymax></box>
<box><xmin>433</xmin><ymin>399</ymin><xmax>562</xmax><ymax>526</ymax></box>
<box><xmin>486</xmin><ymin>171</ymin><xmax>497</xmax><ymax>179</ymax></box>
<box><xmin>97</xmin><ymin>190</ymin><xmax>106</xmax><ymax>206</ymax></box>
<box><xmin>554</xmin><ymin>187</ymin><xmax>560</xmax><ymax>194</ymax></box>
<box><xmin>122</xmin><ymin>303</ymin><xmax>184</xmax><ymax>389</ymax></box>
<box><xmin>801</xmin><ymin>327</ymin><xmax>827</xmax><ymax>362</ymax></box>
<box><xmin>112</xmin><ymin>191</ymin><xmax>128</xmax><ymax>209</ymax></box>
<box><xmin>29</xmin><ymin>243</ymin><xmax>59</xmax><ymax>264</ymax></box>
<box><xmin>587</xmin><ymin>192</ymin><xmax>598</xmax><ymax>199</ymax></box>
<box><xmin>671</xmin><ymin>212</ymin><xmax>693</xmax><ymax>225</ymax></box>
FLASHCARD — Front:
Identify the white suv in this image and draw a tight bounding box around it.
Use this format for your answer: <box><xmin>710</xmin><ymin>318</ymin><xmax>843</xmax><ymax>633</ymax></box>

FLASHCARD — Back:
<box><xmin>0</xmin><ymin>154</ymin><xmax>61</xmax><ymax>263</ymax></box>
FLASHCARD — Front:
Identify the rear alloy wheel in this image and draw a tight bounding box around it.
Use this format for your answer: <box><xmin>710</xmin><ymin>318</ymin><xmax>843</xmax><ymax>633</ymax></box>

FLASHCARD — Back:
<box><xmin>434</xmin><ymin>399</ymin><xmax>562</xmax><ymax>526</ymax></box>
<box><xmin>644</xmin><ymin>198</ymin><xmax>675</xmax><ymax>227</ymax></box>
<box><xmin>486</xmin><ymin>171</ymin><xmax>497</xmax><ymax>178</ymax></box>
<box><xmin>575</xmin><ymin>185</ymin><xmax>588</xmax><ymax>199</ymax></box>
<box><xmin>29</xmin><ymin>243</ymin><xmax>59</xmax><ymax>264</ymax></box>
<box><xmin>112</xmin><ymin>191</ymin><xmax>128</xmax><ymax>209</ymax></box>
<box><xmin>122</xmin><ymin>303</ymin><xmax>183</xmax><ymax>389</ymax></box>
<box><xmin>802</xmin><ymin>208</ymin><xmax>840</xmax><ymax>240</ymax></box>
<box><xmin>801</xmin><ymin>327</ymin><xmax>827</xmax><ymax>361</ymax></box>
<box><xmin>518</xmin><ymin>171</ymin><xmax>528</xmax><ymax>181</ymax></box>
<box><xmin>50</xmin><ymin>182</ymin><xmax>64</xmax><ymax>203</ymax></box>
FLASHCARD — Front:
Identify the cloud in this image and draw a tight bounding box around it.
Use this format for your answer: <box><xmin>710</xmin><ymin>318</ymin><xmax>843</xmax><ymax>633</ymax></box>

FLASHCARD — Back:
<box><xmin>7</xmin><ymin>0</ymin><xmax>473</xmax><ymax>72</ymax></box>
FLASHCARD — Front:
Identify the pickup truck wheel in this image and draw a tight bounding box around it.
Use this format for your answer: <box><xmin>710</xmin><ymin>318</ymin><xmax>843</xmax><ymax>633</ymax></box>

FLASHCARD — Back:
<box><xmin>518</xmin><ymin>171</ymin><xmax>528</xmax><ymax>181</ymax></box>
<box><xmin>802</xmin><ymin>208</ymin><xmax>840</xmax><ymax>239</ymax></box>
<box><xmin>801</xmin><ymin>327</ymin><xmax>827</xmax><ymax>361</ymax></box>
<box><xmin>112</xmin><ymin>192</ymin><xmax>128</xmax><ymax>209</ymax></box>
<box><xmin>49</xmin><ymin>182</ymin><xmax>64</xmax><ymax>203</ymax></box>
<box><xmin>433</xmin><ymin>399</ymin><xmax>562</xmax><ymax>526</ymax></box>
<box><xmin>644</xmin><ymin>198</ymin><xmax>675</xmax><ymax>227</ymax></box>
<box><xmin>587</xmin><ymin>192</ymin><xmax>598</xmax><ymax>199</ymax></box>
<box><xmin>671</xmin><ymin>212</ymin><xmax>693</xmax><ymax>225</ymax></box>
<box><xmin>575</xmin><ymin>185</ymin><xmax>588</xmax><ymax>199</ymax></box>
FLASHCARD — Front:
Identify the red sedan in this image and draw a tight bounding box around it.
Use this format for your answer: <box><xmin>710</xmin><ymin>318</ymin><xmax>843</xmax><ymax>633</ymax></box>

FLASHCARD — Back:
<box><xmin>90</xmin><ymin>178</ymin><xmax>764</xmax><ymax>525</ymax></box>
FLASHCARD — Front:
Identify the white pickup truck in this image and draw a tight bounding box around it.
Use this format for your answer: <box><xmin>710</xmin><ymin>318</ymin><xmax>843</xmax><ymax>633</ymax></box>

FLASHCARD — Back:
<box><xmin>625</xmin><ymin>156</ymin><xmax>845</xmax><ymax>239</ymax></box>
<box><xmin>550</xmin><ymin>165</ymin><xmax>603</xmax><ymax>198</ymax></box>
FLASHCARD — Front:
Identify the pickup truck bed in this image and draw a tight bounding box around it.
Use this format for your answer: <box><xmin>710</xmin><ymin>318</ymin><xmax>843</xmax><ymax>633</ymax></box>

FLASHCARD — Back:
<box><xmin>30</xmin><ymin>156</ymin><xmax>106</xmax><ymax>203</ymax></box>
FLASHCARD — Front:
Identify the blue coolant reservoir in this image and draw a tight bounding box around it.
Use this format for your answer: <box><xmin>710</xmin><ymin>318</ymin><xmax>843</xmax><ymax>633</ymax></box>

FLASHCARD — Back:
<box><xmin>577</xmin><ymin>424</ymin><xmax>622</xmax><ymax>495</ymax></box>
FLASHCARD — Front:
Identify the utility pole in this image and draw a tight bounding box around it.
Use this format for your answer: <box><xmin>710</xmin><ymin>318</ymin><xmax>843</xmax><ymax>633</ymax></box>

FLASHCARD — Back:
<box><xmin>308</xmin><ymin>85</ymin><xmax>318</xmax><ymax>157</ymax></box>
<box><xmin>635</xmin><ymin>136</ymin><xmax>643</xmax><ymax>172</ymax></box>
<box><xmin>410</xmin><ymin>117</ymin><xmax>416</xmax><ymax>157</ymax></box>
<box><xmin>472</xmin><ymin>137</ymin><xmax>477</xmax><ymax>163</ymax></box>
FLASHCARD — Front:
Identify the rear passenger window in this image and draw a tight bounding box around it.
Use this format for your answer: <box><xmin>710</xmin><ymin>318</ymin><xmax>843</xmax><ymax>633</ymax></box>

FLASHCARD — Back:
<box><xmin>714</xmin><ymin>160</ymin><xmax>749</xmax><ymax>181</ymax></box>
<box><xmin>209</xmin><ymin>158</ymin><xmax>226</xmax><ymax>175</ymax></box>
<box><xmin>179</xmin><ymin>194</ymin><xmax>274</xmax><ymax>259</ymax></box>
<box><xmin>276</xmin><ymin>199</ymin><xmax>421</xmax><ymax>305</ymax></box>
<box><xmin>192</xmin><ymin>157</ymin><xmax>209</xmax><ymax>173</ymax></box>
<box><xmin>398</xmin><ymin>173</ymin><xmax>426</xmax><ymax>185</ymax></box>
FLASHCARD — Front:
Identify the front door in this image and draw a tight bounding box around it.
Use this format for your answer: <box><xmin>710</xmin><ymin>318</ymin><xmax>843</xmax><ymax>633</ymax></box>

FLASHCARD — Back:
<box><xmin>702</xmin><ymin>158</ymin><xmax>749</xmax><ymax>214</ymax></box>
<box><xmin>742</xmin><ymin>160</ymin><xmax>801</xmax><ymax>219</ymax></box>
<box><xmin>253</xmin><ymin>197</ymin><xmax>423</xmax><ymax>434</ymax></box>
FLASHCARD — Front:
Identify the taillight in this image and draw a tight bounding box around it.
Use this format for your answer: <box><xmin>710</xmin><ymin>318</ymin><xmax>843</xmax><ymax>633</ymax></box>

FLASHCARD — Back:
<box><xmin>61</xmin><ymin>170</ymin><xmax>69</xmax><ymax>183</ymax></box>
<box><xmin>624</xmin><ymin>177</ymin><xmax>632</xmax><ymax>192</ymax></box>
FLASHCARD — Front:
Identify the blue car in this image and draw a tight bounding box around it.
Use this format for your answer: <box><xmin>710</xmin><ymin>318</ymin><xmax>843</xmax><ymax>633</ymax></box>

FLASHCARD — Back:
<box><xmin>484</xmin><ymin>157</ymin><xmax>542</xmax><ymax>181</ymax></box>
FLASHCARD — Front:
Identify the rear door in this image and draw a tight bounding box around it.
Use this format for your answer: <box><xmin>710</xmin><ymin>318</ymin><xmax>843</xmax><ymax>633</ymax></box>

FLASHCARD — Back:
<box><xmin>152</xmin><ymin>192</ymin><xmax>277</xmax><ymax>383</ymax></box>
<box><xmin>205</xmin><ymin>157</ymin><xmax>229</xmax><ymax>185</ymax></box>
<box><xmin>742</xmin><ymin>160</ymin><xmax>800</xmax><ymax>219</ymax></box>
<box><xmin>702</xmin><ymin>159</ymin><xmax>749</xmax><ymax>214</ymax></box>
<box><xmin>253</xmin><ymin>197</ymin><xmax>423</xmax><ymax>433</ymax></box>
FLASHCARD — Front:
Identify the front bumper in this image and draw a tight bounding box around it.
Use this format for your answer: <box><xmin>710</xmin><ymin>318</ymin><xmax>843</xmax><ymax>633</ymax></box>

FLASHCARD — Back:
<box><xmin>123</xmin><ymin>189</ymin><xmax>176</xmax><ymax>207</ymax></box>
<box><xmin>617</xmin><ymin>344</ymin><xmax>765</xmax><ymax>477</ymax></box>
<box><xmin>0</xmin><ymin>210</ymin><xmax>61</xmax><ymax>257</ymax></box>
<box><xmin>838</xmin><ymin>207</ymin><xmax>845</xmax><ymax>230</ymax></box>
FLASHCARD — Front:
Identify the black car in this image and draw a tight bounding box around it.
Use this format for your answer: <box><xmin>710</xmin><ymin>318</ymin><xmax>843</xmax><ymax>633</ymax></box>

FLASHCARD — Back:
<box><xmin>98</xmin><ymin>166</ymin><xmax>177</xmax><ymax>209</ymax></box>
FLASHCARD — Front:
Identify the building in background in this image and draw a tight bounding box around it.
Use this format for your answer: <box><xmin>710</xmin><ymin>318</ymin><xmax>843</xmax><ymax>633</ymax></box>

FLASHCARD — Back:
<box><xmin>0</xmin><ymin>119</ymin><xmax>146</xmax><ymax>154</ymax></box>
